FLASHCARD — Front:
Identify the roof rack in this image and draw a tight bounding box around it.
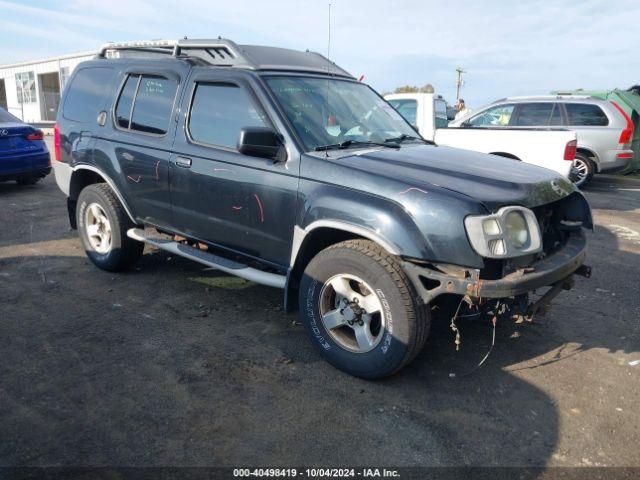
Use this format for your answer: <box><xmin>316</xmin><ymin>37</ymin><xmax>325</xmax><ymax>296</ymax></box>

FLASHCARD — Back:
<box><xmin>504</xmin><ymin>94</ymin><xmax>594</xmax><ymax>101</ymax></box>
<box><xmin>97</xmin><ymin>38</ymin><xmax>246</xmax><ymax>67</ymax></box>
<box><xmin>96</xmin><ymin>38</ymin><xmax>354</xmax><ymax>78</ymax></box>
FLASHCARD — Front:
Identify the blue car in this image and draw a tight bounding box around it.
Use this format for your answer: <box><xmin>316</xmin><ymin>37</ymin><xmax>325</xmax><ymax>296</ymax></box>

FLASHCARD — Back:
<box><xmin>0</xmin><ymin>107</ymin><xmax>51</xmax><ymax>185</ymax></box>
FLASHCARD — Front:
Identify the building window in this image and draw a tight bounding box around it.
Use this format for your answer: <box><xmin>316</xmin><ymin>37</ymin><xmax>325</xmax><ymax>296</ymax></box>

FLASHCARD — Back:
<box><xmin>59</xmin><ymin>67</ymin><xmax>70</xmax><ymax>91</ymax></box>
<box><xmin>16</xmin><ymin>71</ymin><xmax>36</xmax><ymax>103</ymax></box>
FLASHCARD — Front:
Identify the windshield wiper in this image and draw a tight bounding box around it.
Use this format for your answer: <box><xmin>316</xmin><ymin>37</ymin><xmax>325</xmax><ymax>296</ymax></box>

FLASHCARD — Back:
<box><xmin>314</xmin><ymin>139</ymin><xmax>401</xmax><ymax>152</ymax></box>
<box><xmin>384</xmin><ymin>134</ymin><xmax>434</xmax><ymax>145</ymax></box>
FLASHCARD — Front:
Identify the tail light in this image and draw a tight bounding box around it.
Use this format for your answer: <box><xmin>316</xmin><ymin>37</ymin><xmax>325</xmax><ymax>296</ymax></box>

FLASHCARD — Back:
<box><xmin>54</xmin><ymin>123</ymin><xmax>62</xmax><ymax>162</ymax></box>
<box><xmin>616</xmin><ymin>152</ymin><xmax>634</xmax><ymax>159</ymax></box>
<box><xmin>564</xmin><ymin>139</ymin><xmax>577</xmax><ymax>161</ymax></box>
<box><xmin>610</xmin><ymin>101</ymin><xmax>634</xmax><ymax>146</ymax></box>
<box><xmin>25</xmin><ymin>129</ymin><xmax>44</xmax><ymax>141</ymax></box>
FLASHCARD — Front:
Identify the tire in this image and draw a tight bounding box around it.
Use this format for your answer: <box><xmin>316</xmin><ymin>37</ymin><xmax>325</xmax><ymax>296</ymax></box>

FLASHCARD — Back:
<box><xmin>570</xmin><ymin>153</ymin><xmax>595</xmax><ymax>189</ymax></box>
<box><xmin>76</xmin><ymin>183</ymin><xmax>144</xmax><ymax>272</ymax></box>
<box><xmin>16</xmin><ymin>177</ymin><xmax>41</xmax><ymax>186</ymax></box>
<box><xmin>298</xmin><ymin>239</ymin><xmax>430</xmax><ymax>379</ymax></box>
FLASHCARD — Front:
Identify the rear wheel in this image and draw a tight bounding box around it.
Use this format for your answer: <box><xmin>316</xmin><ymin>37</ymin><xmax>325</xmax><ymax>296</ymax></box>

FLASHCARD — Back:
<box><xmin>570</xmin><ymin>153</ymin><xmax>595</xmax><ymax>188</ymax></box>
<box><xmin>76</xmin><ymin>183</ymin><xmax>144</xmax><ymax>272</ymax></box>
<box><xmin>298</xmin><ymin>239</ymin><xmax>430</xmax><ymax>379</ymax></box>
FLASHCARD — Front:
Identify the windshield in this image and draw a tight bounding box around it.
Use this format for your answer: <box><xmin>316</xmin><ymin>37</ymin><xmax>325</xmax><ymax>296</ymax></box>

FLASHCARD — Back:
<box><xmin>264</xmin><ymin>76</ymin><xmax>417</xmax><ymax>151</ymax></box>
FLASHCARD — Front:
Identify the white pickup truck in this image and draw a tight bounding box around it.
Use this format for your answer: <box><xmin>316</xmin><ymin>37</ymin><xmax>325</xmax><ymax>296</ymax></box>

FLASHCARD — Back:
<box><xmin>385</xmin><ymin>93</ymin><xmax>578</xmax><ymax>180</ymax></box>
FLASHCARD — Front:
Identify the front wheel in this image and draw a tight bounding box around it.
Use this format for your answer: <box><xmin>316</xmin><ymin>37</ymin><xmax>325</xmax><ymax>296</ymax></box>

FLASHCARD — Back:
<box><xmin>570</xmin><ymin>153</ymin><xmax>595</xmax><ymax>188</ymax></box>
<box><xmin>298</xmin><ymin>239</ymin><xmax>430</xmax><ymax>379</ymax></box>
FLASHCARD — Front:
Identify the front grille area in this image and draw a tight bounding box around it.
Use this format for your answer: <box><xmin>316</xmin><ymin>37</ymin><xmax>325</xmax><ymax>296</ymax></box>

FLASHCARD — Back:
<box><xmin>480</xmin><ymin>192</ymin><xmax>591</xmax><ymax>280</ymax></box>
<box><xmin>533</xmin><ymin>203</ymin><xmax>570</xmax><ymax>256</ymax></box>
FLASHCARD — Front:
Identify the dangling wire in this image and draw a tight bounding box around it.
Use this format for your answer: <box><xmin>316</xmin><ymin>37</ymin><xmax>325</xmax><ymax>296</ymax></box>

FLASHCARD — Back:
<box><xmin>449</xmin><ymin>300</ymin><xmax>502</xmax><ymax>378</ymax></box>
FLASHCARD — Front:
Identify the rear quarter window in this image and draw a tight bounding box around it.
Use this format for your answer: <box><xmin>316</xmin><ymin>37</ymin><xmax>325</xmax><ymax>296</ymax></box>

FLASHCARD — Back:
<box><xmin>565</xmin><ymin>103</ymin><xmax>609</xmax><ymax>126</ymax></box>
<box><xmin>62</xmin><ymin>67</ymin><xmax>116</xmax><ymax>123</ymax></box>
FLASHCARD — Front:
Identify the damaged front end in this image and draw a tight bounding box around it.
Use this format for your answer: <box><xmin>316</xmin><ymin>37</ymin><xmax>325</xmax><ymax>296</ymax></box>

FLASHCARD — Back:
<box><xmin>402</xmin><ymin>192</ymin><xmax>593</xmax><ymax>322</ymax></box>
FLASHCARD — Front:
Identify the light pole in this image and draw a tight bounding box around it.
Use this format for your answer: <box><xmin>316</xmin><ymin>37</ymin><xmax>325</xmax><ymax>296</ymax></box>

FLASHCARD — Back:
<box><xmin>455</xmin><ymin>67</ymin><xmax>466</xmax><ymax>101</ymax></box>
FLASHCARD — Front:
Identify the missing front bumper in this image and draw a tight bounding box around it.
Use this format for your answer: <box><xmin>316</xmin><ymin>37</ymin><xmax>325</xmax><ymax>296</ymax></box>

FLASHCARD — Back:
<box><xmin>402</xmin><ymin>232</ymin><xmax>590</xmax><ymax>304</ymax></box>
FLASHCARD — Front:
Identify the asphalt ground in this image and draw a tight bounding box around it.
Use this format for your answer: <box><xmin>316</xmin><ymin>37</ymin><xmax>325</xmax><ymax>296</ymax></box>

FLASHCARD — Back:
<box><xmin>1</xmin><ymin>139</ymin><xmax>638</xmax><ymax>470</ymax></box>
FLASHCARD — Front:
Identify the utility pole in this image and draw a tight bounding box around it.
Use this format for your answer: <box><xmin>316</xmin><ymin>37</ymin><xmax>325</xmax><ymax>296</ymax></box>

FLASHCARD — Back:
<box><xmin>455</xmin><ymin>67</ymin><xmax>466</xmax><ymax>101</ymax></box>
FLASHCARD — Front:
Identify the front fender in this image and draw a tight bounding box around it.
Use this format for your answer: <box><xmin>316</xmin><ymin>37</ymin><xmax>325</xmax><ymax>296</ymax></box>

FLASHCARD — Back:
<box><xmin>297</xmin><ymin>180</ymin><xmax>485</xmax><ymax>268</ymax></box>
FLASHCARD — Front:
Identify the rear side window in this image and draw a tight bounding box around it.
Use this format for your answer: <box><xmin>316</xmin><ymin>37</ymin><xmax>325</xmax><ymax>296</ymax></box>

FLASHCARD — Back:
<box><xmin>188</xmin><ymin>83</ymin><xmax>268</xmax><ymax>149</ymax></box>
<box><xmin>63</xmin><ymin>67</ymin><xmax>116</xmax><ymax>123</ymax></box>
<box><xmin>565</xmin><ymin>103</ymin><xmax>609</xmax><ymax>126</ymax></box>
<box><xmin>514</xmin><ymin>103</ymin><xmax>554</xmax><ymax>126</ymax></box>
<box><xmin>549</xmin><ymin>103</ymin><xmax>562</xmax><ymax>126</ymax></box>
<box><xmin>115</xmin><ymin>76</ymin><xmax>138</xmax><ymax>129</ymax></box>
<box><xmin>388</xmin><ymin>99</ymin><xmax>417</xmax><ymax>125</ymax></box>
<box><xmin>0</xmin><ymin>108</ymin><xmax>20</xmax><ymax>123</ymax></box>
<box><xmin>115</xmin><ymin>74</ymin><xmax>178</xmax><ymax>135</ymax></box>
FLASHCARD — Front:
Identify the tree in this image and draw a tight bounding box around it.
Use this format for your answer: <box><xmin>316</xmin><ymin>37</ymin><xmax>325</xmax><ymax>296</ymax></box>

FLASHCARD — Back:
<box><xmin>393</xmin><ymin>83</ymin><xmax>435</xmax><ymax>94</ymax></box>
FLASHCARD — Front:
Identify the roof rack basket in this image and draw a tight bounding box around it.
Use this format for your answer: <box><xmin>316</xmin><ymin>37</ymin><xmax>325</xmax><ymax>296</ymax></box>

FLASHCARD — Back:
<box><xmin>95</xmin><ymin>38</ymin><xmax>354</xmax><ymax>78</ymax></box>
<box><xmin>96</xmin><ymin>38</ymin><xmax>249</xmax><ymax>67</ymax></box>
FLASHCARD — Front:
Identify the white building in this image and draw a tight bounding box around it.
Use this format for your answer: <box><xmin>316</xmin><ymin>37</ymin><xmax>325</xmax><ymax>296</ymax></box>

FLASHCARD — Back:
<box><xmin>0</xmin><ymin>51</ymin><xmax>94</xmax><ymax>123</ymax></box>
<box><xmin>0</xmin><ymin>41</ymin><xmax>174</xmax><ymax>124</ymax></box>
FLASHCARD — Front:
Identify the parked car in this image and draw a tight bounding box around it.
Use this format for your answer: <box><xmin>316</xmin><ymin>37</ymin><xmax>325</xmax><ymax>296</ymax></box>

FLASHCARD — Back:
<box><xmin>449</xmin><ymin>95</ymin><xmax>635</xmax><ymax>187</ymax></box>
<box><xmin>53</xmin><ymin>39</ymin><xmax>592</xmax><ymax>379</ymax></box>
<box><xmin>0</xmin><ymin>107</ymin><xmax>50</xmax><ymax>185</ymax></box>
<box><xmin>386</xmin><ymin>92</ymin><xmax>578</xmax><ymax>182</ymax></box>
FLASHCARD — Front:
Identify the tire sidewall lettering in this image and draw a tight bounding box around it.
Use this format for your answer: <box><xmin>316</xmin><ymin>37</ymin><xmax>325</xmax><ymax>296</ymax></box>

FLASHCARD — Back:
<box><xmin>306</xmin><ymin>279</ymin><xmax>331</xmax><ymax>350</ymax></box>
<box><xmin>376</xmin><ymin>288</ymin><xmax>394</xmax><ymax>355</ymax></box>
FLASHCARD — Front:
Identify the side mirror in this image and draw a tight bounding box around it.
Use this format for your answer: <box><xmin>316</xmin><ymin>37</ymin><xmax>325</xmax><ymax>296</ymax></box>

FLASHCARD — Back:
<box><xmin>237</xmin><ymin>127</ymin><xmax>285</xmax><ymax>161</ymax></box>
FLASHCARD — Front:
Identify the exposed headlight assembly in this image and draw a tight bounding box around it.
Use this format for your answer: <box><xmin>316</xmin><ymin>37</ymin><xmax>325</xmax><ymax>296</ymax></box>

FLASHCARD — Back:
<box><xmin>465</xmin><ymin>206</ymin><xmax>542</xmax><ymax>258</ymax></box>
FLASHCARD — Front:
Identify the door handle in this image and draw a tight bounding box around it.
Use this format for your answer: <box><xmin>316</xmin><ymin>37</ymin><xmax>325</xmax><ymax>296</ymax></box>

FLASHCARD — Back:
<box><xmin>175</xmin><ymin>156</ymin><xmax>192</xmax><ymax>168</ymax></box>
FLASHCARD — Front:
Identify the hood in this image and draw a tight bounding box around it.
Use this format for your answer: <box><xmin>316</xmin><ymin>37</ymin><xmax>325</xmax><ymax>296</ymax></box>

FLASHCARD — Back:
<box><xmin>338</xmin><ymin>144</ymin><xmax>574</xmax><ymax>211</ymax></box>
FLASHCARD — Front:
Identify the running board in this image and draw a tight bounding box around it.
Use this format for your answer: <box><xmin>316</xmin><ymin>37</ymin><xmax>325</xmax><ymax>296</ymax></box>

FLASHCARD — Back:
<box><xmin>127</xmin><ymin>228</ymin><xmax>286</xmax><ymax>289</ymax></box>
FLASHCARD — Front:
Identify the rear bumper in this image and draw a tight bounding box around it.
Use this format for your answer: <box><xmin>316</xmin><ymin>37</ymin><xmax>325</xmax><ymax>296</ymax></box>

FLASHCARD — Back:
<box><xmin>598</xmin><ymin>150</ymin><xmax>633</xmax><ymax>173</ymax></box>
<box><xmin>52</xmin><ymin>160</ymin><xmax>72</xmax><ymax>196</ymax></box>
<box><xmin>0</xmin><ymin>150</ymin><xmax>51</xmax><ymax>181</ymax></box>
<box><xmin>403</xmin><ymin>232</ymin><xmax>588</xmax><ymax>303</ymax></box>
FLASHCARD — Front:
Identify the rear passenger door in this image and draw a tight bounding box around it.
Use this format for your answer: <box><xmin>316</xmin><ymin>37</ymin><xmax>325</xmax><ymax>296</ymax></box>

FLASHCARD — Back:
<box><xmin>94</xmin><ymin>67</ymin><xmax>185</xmax><ymax>229</ymax></box>
<box><xmin>170</xmin><ymin>69</ymin><xmax>299</xmax><ymax>268</ymax></box>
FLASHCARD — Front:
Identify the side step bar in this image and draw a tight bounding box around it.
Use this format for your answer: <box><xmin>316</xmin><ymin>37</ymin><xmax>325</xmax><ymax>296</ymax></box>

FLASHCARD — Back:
<box><xmin>127</xmin><ymin>228</ymin><xmax>286</xmax><ymax>289</ymax></box>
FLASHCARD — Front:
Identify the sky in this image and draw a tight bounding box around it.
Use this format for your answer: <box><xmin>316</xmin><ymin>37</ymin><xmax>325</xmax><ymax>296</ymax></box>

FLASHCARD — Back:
<box><xmin>1</xmin><ymin>0</ymin><xmax>639</xmax><ymax>107</ymax></box>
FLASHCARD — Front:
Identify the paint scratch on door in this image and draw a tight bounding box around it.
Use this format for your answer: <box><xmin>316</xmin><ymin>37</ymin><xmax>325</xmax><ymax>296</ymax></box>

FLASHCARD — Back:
<box><xmin>254</xmin><ymin>193</ymin><xmax>265</xmax><ymax>223</ymax></box>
